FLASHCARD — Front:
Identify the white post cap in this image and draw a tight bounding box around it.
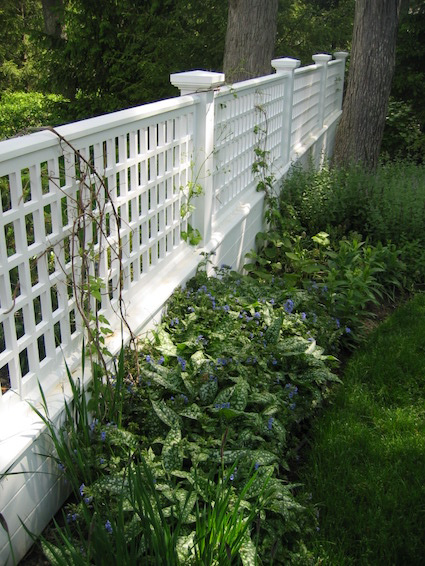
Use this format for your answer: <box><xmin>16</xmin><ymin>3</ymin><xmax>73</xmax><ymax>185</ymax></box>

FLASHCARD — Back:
<box><xmin>170</xmin><ymin>70</ymin><xmax>225</xmax><ymax>95</ymax></box>
<box><xmin>312</xmin><ymin>53</ymin><xmax>333</xmax><ymax>65</ymax></box>
<box><xmin>334</xmin><ymin>51</ymin><xmax>349</xmax><ymax>61</ymax></box>
<box><xmin>271</xmin><ymin>57</ymin><xmax>301</xmax><ymax>74</ymax></box>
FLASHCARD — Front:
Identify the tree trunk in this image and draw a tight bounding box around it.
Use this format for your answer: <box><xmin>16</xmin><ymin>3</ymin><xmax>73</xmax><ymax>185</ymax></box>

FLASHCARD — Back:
<box><xmin>333</xmin><ymin>0</ymin><xmax>402</xmax><ymax>170</ymax></box>
<box><xmin>41</xmin><ymin>0</ymin><xmax>64</xmax><ymax>41</ymax></box>
<box><xmin>223</xmin><ymin>0</ymin><xmax>279</xmax><ymax>83</ymax></box>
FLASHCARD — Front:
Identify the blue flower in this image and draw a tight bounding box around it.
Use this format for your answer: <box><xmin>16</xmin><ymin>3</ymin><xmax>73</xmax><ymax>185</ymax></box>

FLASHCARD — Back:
<box><xmin>79</xmin><ymin>483</ymin><xmax>85</xmax><ymax>497</ymax></box>
<box><xmin>284</xmin><ymin>299</ymin><xmax>294</xmax><ymax>314</ymax></box>
<box><xmin>157</xmin><ymin>355</ymin><xmax>165</xmax><ymax>365</ymax></box>
<box><xmin>335</xmin><ymin>318</ymin><xmax>340</xmax><ymax>328</ymax></box>
<box><xmin>177</xmin><ymin>356</ymin><xmax>187</xmax><ymax>371</ymax></box>
<box><xmin>105</xmin><ymin>520</ymin><xmax>113</xmax><ymax>534</ymax></box>
<box><xmin>223</xmin><ymin>304</ymin><xmax>230</xmax><ymax>312</ymax></box>
<box><xmin>188</xmin><ymin>306</ymin><xmax>195</xmax><ymax>312</ymax></box>
<box><xmin>254</xmin><ymin>462</ymin><xmax>260</xmax><ymax>470</ymax></box>
<box><xmin>345</xmin><ymin>327</ymin><xmax>351</xmax><ymax>334</ymax></box>
<box><xmin>100</xmin><ymin>431</ymin><xmax>106</xmax><ymax>442</ymax></box>
<box><xmin>301</xmin><ymin>312</ymin><xmax>307</xmax><ymax>320</ymax></box>
<box><xmin>268</xmin><ymin>417</ymin><xmax>274</xmax><ymax>430</ymax></box>
<box><xmin>145</xmin><ymin>355</ymin><xmax>152</xmax><ymax>363</ymax></box>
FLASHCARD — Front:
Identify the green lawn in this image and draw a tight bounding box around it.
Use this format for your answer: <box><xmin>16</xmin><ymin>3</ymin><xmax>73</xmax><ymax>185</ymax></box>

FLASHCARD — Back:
<box><xmin>300</xmin><ymin>292</ymin><xmax>425</xmax><ymax>565</ymax></box>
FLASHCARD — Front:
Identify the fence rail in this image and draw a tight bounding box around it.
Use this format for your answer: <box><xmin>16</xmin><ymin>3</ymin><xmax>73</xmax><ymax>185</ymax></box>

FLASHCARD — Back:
<box><xmin>0</xmin><ymin>51</ymin><xmax>348</xmax><ymax>565</ymax></box>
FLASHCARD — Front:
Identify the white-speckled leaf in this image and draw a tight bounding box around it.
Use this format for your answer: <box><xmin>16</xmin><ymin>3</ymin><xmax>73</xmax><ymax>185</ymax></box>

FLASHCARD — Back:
<box><xmin>151</xmin><ymin>399</ymin><xmax>182</xmax><ymax>428</ymax></box>
<box><xmin>239</xmin><ymin>534</ymin><xmax>257</xmax><ymax>566</ymax></box>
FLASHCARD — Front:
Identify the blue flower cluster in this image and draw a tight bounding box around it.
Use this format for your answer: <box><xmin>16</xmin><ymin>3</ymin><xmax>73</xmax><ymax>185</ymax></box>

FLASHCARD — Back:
<box><xmin>215</xmin><ymin>402</ymin><xmax>231</xmax><ymax>409</ymax></box>
<box><xmin>79</xmin><ymin>483</ymin><xmax>93</xmax><ymax>505</ymax></box>
<box><xmin>284</xmin><ymin>299</ymin><xmax>294</xmax><ymax>314</ymax></box>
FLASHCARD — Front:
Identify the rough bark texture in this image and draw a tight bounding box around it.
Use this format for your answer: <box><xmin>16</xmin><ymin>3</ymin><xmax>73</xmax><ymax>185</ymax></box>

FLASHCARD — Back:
<box><xmin>223</xmin><ymin>0</ymin><xmax>279</xmax><ymax>83</ymax></box>
<box><xmin>41</xmin><ymin>0</ymin><xmax>64</xmax><ymax>40</ymax></box>
<box><xmin>333</xmin><ymin>0</ymin><xmax>402</xmax><ymax>170</ymax></box>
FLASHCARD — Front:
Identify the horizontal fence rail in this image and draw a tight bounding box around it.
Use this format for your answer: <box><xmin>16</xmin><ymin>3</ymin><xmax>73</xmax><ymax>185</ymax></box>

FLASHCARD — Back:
<box><xmin>0</xmin><ymin>51</ymin><xmax>348</xmax><ymax>565</ymax></box>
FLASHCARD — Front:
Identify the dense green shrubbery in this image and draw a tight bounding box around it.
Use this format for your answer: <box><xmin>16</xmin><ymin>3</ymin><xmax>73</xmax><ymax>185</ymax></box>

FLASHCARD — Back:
<box><xmin>273</xmin><ymin>161</ymin><xmax>425</xmax><ymax>291</ymax></box>
<box><xmin>381</xmin><ymin>99</ymin><xmax>425</xmax><ymax>163</ymax></box>
<box><xmin>0</xmin><ymin>91</ymin><xmax>69</xmax><ymax>140</ymax></box>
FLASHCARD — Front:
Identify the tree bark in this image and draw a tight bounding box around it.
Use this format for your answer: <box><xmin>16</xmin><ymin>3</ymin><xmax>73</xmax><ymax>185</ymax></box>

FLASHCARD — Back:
<box><xmin>223</xmin><ymin>0</ymin><xmax>279</xmax><ymax>83</ymax></box>
<box><xmin>333</xmin><ymin>0</ymin><xmax>403</xmax><ymax>170</ymax></box>
<box><xmin>41</xmin><ymin>0</ymin><xmax>64</xmax><ymax>40</ymax></box>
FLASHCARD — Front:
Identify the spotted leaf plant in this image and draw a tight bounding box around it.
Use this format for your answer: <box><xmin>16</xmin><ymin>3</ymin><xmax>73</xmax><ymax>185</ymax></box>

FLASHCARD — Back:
<box><xmin>120</xmin><ymin>264</ymin><xmax>341</xmax><ymax>561</ymax></box>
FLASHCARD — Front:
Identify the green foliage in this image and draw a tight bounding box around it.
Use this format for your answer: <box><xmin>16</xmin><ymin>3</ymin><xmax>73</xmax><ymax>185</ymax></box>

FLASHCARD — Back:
<box><xmin>180</xmin><ymin>180</ymin><xmax>204</xmax><ymax>247</ymax></box>
<box><xmin>275</xmin><ymin>0</ymin><xmax>354</xmax><ymax>66</ymax></box>
<box><xmin>278</xmin><ymin>161</ymin><xmax>425</xmax><ymax>283</ymax></box>
<box><xmin>36</xmin><ymin>0</ymin><xmax>228</xmax><ymax>119</ymax></box>
<box><xmin>0</xmin><ymin>91</ymin><xmax>68</xmax><ymax>140</ymax></box>
<box><xmin>381</xmin><ymin>98</ymin><xmax>425</xmax><ymax>163</ymax></box>
<box><xmin>29</xmin><ymin>264</ymin><xmax>338</xmax><ymax>564</ymax></box>
<box><xmin>393</xmin><ymin>2</ymin><xmax>425</xmax><ymax>129</ymax></box>
<box><xmin>0</xmin><ymin>0</ymin><xmax>42</xmax><ymax>91</ymax></box>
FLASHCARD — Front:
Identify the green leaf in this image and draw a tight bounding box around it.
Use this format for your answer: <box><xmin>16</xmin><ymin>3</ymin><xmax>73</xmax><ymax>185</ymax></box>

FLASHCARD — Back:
<box><xmin>190</xmin><ymin>350</ymin><xmax>208</xmax><ymax>369</ymax></box>
<box><xmin>155</xmin><ymin>327</ymin><xmax>177</xmax><ymax>357</ymax></box>
<box><xmin>144</xmin><ymin>367</ymin><xmax>184</xmax><ymax>393</ymax></box>
<box><xmin>151</xmin><ymin>399</ymin><xmax>182</xmax><ymax>428</ymax></box>
<box><xmin>239</xmin><ymin>533</ymin><xmax>258</xmax><ymax>566</ymax></box>
<box><xmin>231</xmin><ymin>379</ymin><xmax>249</xmax><ymax>411</ymax></box>
<box><xmin>162</xmin><ymin>425</ymin><xmax>182</xmax><ymax>471</ymax></box>
<box><xmin>179</xmin><ymin>402</ymin><xmax>203</xmax><ymax>420</ymax></box>
<box><xmin>199</xmin><ymin>377</ymin><xmax>218</xmax><ymax>404</ymax></box>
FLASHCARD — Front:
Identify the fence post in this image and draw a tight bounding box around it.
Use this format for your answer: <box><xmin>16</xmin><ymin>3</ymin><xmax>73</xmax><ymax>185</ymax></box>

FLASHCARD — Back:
<box><xmin>271</xmin><ymin>57</ymin><xmax>300</xmax><ymax>166</ymax></box>
<box><xmin>170</xmin><ymin>70</ymin><xmax>225</xmax><ymax>246</ymax></box>
<box><xmin>333</xmin><ymin>51</ymin><xmax>349</xmax><ymax>112</ymax></box>
<box><xmin>312</xmin><ymin>53</ymin><xmax>332</xmax><ymax>130</ymax></box>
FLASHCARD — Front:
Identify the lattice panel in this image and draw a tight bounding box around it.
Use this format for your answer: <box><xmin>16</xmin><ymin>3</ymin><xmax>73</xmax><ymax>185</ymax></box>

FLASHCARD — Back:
<box><xmin>0</xmin><ymin>150</ymin><xmax>79</xmax><ymax>399</ymax></box>
<box><xmin>0</xmin><ymin>104</ymin><xmax>195</xmax><ymax>401</ymax></box>
<box><xmin>324</xmin><ymin>61</ymin><xmax>342</xmax><ymax>120</ymax></box>
<box><xmin>291</xmin><ymin>68</ymin><xmax>321</xmax><ymax>150</ymax></box>
<box><xmin>213</xmin><ymin>77</ymin><xmax>285</xmax><ymax>218</ymax></box>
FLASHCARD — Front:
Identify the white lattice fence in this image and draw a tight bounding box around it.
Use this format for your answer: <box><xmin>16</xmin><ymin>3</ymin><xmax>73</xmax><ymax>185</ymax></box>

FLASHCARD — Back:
<box><xmin>213</xmin><ymin>75</ymin><xmax>286</xmax><ymax>220</ymax></box>
<box><xmin>291</xmin><ymin>65</ymin><xmax>322</xmax><ymax>149</ymax></box>
<box><xmin>0</xmin><ymin>99</ymin><xmax>197</xmax><ymax>408</ymax></box>
<box><xmin>0</xmin><ymin>52</ymin><xmax>348</xmax><ymax>565</ymax></box>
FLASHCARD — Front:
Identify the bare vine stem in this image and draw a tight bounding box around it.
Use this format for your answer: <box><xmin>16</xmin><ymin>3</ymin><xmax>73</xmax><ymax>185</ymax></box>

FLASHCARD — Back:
<box><xmin>45</xmin><ymin>126</ymin><xmax>139</xmax><ymax>380</ymax></box>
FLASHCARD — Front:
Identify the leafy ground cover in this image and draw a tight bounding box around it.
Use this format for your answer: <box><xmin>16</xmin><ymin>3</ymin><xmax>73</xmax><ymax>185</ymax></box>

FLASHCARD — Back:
<box><xmin>19</xmin><ymin>159</ymin><xmax>425</xmax><ymax>564</ymax></box>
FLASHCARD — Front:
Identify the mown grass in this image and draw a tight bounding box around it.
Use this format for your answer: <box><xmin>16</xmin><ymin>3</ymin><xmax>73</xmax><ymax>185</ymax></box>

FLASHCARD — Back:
<box><xmin>299</xmin><ymin>292</ymin><xmax>425</xmax><ymax>565</ymax></box>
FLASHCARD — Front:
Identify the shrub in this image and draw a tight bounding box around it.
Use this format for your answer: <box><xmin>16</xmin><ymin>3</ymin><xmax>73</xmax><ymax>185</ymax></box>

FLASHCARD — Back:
<box><xmin>381</xmin><ymin>99</ymin><xmax>425</xmax><ymax>163</ymax></box>
<box><xmin>0</xmin><ymin>91</ymin><xmax>69</xmax><ymax>140</ymax></box>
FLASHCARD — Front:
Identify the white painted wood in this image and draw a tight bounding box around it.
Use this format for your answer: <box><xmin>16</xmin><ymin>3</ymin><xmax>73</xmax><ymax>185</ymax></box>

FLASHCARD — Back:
<box><xmin>0</xmin><ymin>52</ymin><xmax>347</xmax><ymax>564</ymax></box>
